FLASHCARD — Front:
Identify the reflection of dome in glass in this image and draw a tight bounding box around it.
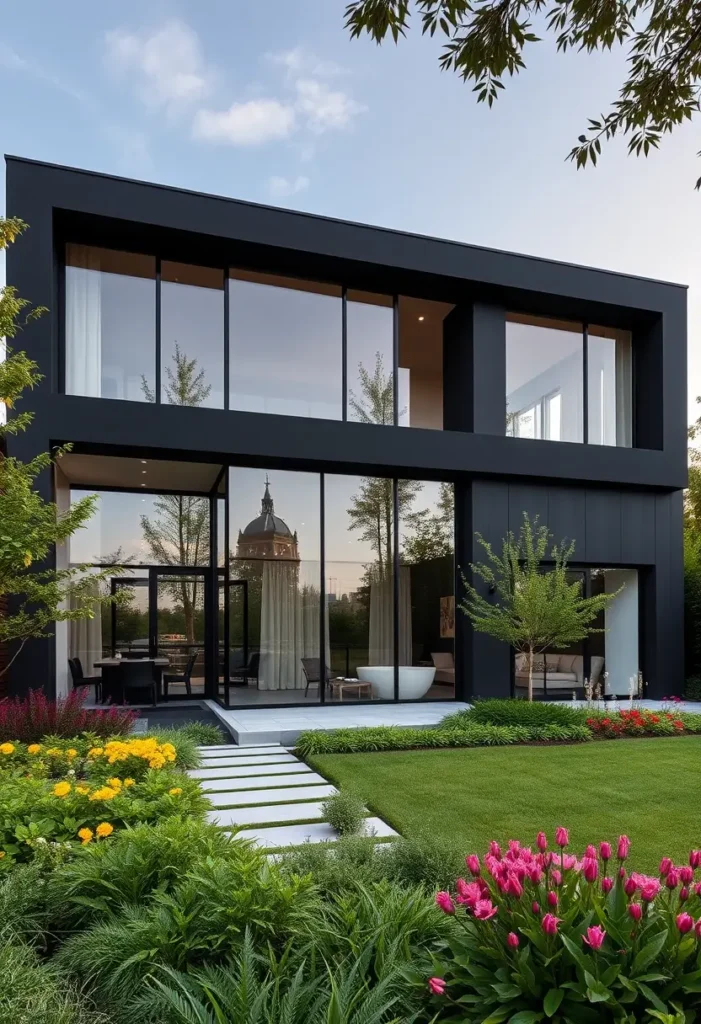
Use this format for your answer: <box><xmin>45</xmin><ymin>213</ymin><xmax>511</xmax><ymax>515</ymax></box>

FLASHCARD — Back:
<box><xmin>236</xmin><ymin>477</ymin><xmax>299</xmax><ymax>560</ymax></box>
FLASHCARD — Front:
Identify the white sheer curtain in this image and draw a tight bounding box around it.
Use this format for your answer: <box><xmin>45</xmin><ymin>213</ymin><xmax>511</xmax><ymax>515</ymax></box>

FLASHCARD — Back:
<box><xmin>65</xmin><ymin>245</ymin><xmax>102</xmax><ymax>397</ymax></box>
<box><xmin>369</xmin><ymin>567</ymin><xmax>412</xmax><ymax>666</ymax></box>
<box><xmin>69</xmin><ymin>587</ymin><xmax>103</xmax><ymax>679</ymax></box>
<box><xmin>258</xmin><ymin>562</ymin><xmax>322</xmax><ymax>690</ymax></box>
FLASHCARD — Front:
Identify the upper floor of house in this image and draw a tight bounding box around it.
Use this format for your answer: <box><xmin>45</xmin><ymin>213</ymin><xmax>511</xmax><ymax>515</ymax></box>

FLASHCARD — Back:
<box><xmin>5</xmin><ymin>155</ymin><xmax>688</xmax><ymax>491</ymax></box>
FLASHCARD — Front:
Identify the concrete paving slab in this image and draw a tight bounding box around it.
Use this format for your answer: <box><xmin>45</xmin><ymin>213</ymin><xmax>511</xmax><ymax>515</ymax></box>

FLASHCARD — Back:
<box><xmin>207</xmin><ymin>784</ymin><xmax>336</xmax><ymax>808</ymax></box>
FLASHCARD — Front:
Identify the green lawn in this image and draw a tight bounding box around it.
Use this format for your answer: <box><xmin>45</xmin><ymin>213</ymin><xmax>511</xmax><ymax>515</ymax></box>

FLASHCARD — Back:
<box><xmin>311</xmin><ymin>736</ymin><xmax>701</xmax><ymax>872</ymax></box>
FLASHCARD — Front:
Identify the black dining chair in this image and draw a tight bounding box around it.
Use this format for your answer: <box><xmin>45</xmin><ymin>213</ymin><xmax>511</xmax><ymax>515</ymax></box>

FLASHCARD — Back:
<box><xmin>162</xmin><ymin>650</ymin><xmax>199</xmax><ymax>699</ymax></box>
<box><xmin>68</xmin><ymin>658</ymin><xmax>102</xmax><ymax>702</ymax></box>
<box><xmin>121</xmin><ymin>660</ymin><xmax>159</xmax><ymax>707</ymax></box>
<box><xmin>230</xmin><ymin>651</ymin><xmax>260</xmax><ymax>688</ymax></box>
<box><xmin>301</xmin><ymin>657</ymin><xmax>327</xmax><ymax>698</ymax></box>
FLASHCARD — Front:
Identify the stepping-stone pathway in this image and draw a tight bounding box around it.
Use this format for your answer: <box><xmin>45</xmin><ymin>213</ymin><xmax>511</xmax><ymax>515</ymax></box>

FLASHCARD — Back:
<box><xmin>189</xmin><ymin>743</ymin><xmax>398</xmax><ymax>851</ymax></box>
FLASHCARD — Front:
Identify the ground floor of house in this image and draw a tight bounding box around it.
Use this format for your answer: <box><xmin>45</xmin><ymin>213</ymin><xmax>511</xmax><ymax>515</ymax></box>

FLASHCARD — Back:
<box><xmin>9</xmin><ymin>449</ymin><xmax>684</xmax><ymax>707</ymax></box>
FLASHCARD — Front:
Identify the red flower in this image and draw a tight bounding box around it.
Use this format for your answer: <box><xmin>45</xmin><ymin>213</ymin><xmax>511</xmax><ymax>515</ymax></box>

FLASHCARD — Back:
<box><xmin>628</xmin><ymin>902</ymin><xmax>642</xmax><ymax>921</ymax></box>
<box><xmin>541</xmin><ymin>913</ymin><xmax>560</xmax><ymax>935</ymax></box>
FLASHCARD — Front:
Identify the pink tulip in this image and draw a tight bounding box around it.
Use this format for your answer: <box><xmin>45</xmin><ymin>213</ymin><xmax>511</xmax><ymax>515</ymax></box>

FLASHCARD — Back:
<box><xmin>659</xmin><ymin>857</ymin><xmax>673</xmax><ymax>877</ymax></box>
<box><xmin>529</xmin><ymin>866</ymin><xmax>543</xmax><ymax>885</ymax></box>
<box><xmin>542</xmin><ymin>913</ymin><xmax>560</xmax><ymax>935</ymax></box>
<box><xmin>641</xmin><ymin>881</ymin><xmax>661</xmax><ymax>902</ymax></box>
<box><xmin>435</xmin><ymin>891</ymin><xmax>455</xmax><ymax>914</ymax></box>
<box><xmin>582</xmin><ymin>925</ymin><xmax>606</xmax><ymax>950</ymax></box>
<box><xmin>506</xmin><ymin>876</ymin><xmax>524</xmax><ymax>899</ymax></box>
<box><xmin>619</xmin><ymin>866</ymin><xmax>626</xmax><ymax>879</ymax></box>
<box><xmin>600</xmin><ymin>842</ymin><xmax>612</xmax><ymax>861</ymax></box>
<box><xmin>695</xmin><ymin>919</ymin><xmax>701</xmax><ymax>939</ymax></box>
<box><xmin>543</xmin><ymin>851</ymin><xmax>554</xmax><ymax>868</ymax></box>
<box><xmin>677</xmin><ymin>913</ymin><xmax>694</xmax><ymax>934</ymax></box>
<box><xmin>473</xmin><ymin>899</ymin><xmax>498</xmax><ymax>920</ymax></box>
<box><xmin>428</xmin><ymin>977</ymin><xmax>446</xmax><ymax>996</ymax></box>
<box><xmin>555</xmin><ymin>827</ymin><xmax>569</xmax><ymax>847</ymax></box>
<box><xmin>680</xmin><ymin>866</ymin><xmax>694</xmax><ymax>885</ymax></box>
<box><xmin>583</xmin><ymin>857</ymin><xmax>598</xmax><ymax>883</ymax></box>
<box><xmin>456</xmin><ymin>879</ymin><xmax>482</xmax><ymax>907</ymax></box>
<box><xmin>532</xmin><ymin>901</ymin><xmax>540</xmax><ymax>914</ymax></box>
<box><xmin>666</xmin><ymin>869</ymin><xmax>680</xmax><ymax>890</ymax></box>
<box><xmin>628</xmin><ymin>902</ymin><xmax>642</xmax><ymax>921</ymax></box>
<box><xmin>536</xmin><ymin>832</ymin><xmax>548</xmax><ymax>852</ymax></box>
<box><xmin>507</xmin><ymin>931</ymin><xmax>520</xmax><ymax>948</ymax></box>
<box><xmin>681</xmin><ymin>887</ymin><xmax>690</xmax><ymax>902</ymax></box>
<box><xmin>585</xmin><ymin>845</ymin><xmax>598</xmax><ymax>860</ymax></box>
<box><xmin>551</xmin><ymin>869</ymin><xmax>562</xmax><ymax>886</ymax></box>
<box><xmin>489</xmin><ymin>840</ymin><xmax>502</xmax><ymax>860</ymax></box>
<box><xmin>624</xmin><ymin>877</ymin><xmax>637</xmax><ymax>897</ymax></box>
<box><xmin>690</xmin><ymin>850</ymin><xmax>701</xmax><ymax>869</ymax></box>
<box><xmin>547</xmin><ymin>890</ymin><xmax>558</xmax><ymax>907</ymax></box>
<box><xmin>602</xmin><ymin>877</ymin><xmax>613</xmax><ymax>894</ymax></box>
<box><xmin>617</xmin><ymin>835</ymin><xmax>631</xmax><ymax>860</ymax></box>
<box><xmin>508</xmin><ymin>840</ymin><xmax>521</xmax><ymax>854</ymax></box>
<box><xmin>466</xmin><ymin>854</ymin><xmax>481</xmax><ymax>877</ymax></box>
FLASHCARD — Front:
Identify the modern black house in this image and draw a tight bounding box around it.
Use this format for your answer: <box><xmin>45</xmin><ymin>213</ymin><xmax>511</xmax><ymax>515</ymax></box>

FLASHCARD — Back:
<box><xmin>5</xmin><ymin>155</ymin><xmax>687</xmax><ymax>708</ymax></box>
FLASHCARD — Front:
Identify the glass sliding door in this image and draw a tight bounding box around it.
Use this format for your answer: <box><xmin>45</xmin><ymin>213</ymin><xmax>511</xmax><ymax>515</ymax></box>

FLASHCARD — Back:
<box><xmin>153</xmin><ymin>571</ymin><xmax>208</xmax><ymax>698</ymax></box>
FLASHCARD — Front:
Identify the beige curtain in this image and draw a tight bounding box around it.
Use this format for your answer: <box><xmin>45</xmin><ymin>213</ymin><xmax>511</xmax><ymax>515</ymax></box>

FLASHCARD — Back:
<box><xmin>69</xmin><ymin>589</ymin><xmax>103</xmax><ymax>678</ymax></box>
<box><xmin>369</xmin><ymin>566</ymin><xmax>412</xmax><ymax>667</ymax></box>
<box><xmin>65</xmin><ymin>245</ymin><xmax>102</xmax><ymax>397</ymax></box>
<box><xmin>258</xmin><ymin>562</ymin><xmax>324</xmax><ymax>690</ymax></box>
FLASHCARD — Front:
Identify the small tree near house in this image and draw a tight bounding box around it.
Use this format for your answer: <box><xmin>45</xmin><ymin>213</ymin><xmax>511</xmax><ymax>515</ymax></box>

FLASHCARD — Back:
<box><xmin>459</xmin><ymin>513</ymin><xmax>621</xmax><ymax>701</ymax></box>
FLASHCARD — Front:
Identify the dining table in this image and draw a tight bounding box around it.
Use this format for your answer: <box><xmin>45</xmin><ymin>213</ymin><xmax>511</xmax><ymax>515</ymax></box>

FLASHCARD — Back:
<box><xmin>94</xmin><ymin>657</ymin><xmax>170</xmax><ymax>704</ymax></box>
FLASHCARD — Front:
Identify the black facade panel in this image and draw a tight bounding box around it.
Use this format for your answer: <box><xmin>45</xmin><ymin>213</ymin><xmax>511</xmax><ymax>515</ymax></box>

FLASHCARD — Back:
<box><xmin>546</xmin><ymin>487</ymin><xmax>588</xmax><ymax>560</ymax></box>
<box><xmin>508</xmin><ymin>484</ymin><xmax>549</xmax><ymax>535</ymax></box>
<box><xmin>620</xmin><ymin>492</ymin><xmax>657</xmax><ymax>565</ymax></box>
<box><xmin>585</xmin><ymin>490</ymin><xmax>623</xmax><ymax>565</ymax></box>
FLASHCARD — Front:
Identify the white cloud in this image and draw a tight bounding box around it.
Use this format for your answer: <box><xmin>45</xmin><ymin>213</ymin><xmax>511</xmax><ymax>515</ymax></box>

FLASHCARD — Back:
<box><xmin>193</xmin><ymin>99</ymin><xmax>296</xmax><ymax>146</ymax></box>
<box><xmin>271</xmin><ymin>47</ymin><xmax>345</xmax><ymax>79</ymax></box>
<box><xmin>294</xmin><ymin>78</ymin><xmax>365</xmax><ymax>134</ymax></box>
<box><xmin>267</xmin><ymin>175</ymin><xmax>310</xmax><ymax>198</ymax></box>
<box><xmin>104</xmin><ymin>21</ymin><xmax>210</xmax><ymax>115</ymax></box>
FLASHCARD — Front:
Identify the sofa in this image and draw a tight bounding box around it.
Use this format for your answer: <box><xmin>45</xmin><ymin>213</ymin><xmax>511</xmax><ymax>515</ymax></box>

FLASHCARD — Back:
<box><xmin>431</xmin><ymin>652</ymin><xmax>455</xmax><ymax>685</ymax></box>
<box><xmin>514</xmin><ymin>653</ymin><xmax>604</xmax><ymax>691</ymax></box>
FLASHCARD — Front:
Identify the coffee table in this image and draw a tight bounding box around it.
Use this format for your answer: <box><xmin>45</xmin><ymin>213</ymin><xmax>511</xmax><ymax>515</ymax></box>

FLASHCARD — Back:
<box><xmin>329</xmin><ymin>678</ymin><xmax>373</xmax><ymax>701</ymax></box>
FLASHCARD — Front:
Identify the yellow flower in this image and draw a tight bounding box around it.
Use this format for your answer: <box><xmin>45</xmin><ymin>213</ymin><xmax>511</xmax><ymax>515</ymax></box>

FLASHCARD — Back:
<box><xmin>66</xmin><ymin>748</ymin><xmax>78</xmax><ymax>758</ymax></box>
<box><xmin>27</xmin><ymin>744</ymin><xmax>41</xmax><ymax>755</ymax></box>
<box><xmin>106</xmin><ymin>777</ymin><xmax>122</xmax><ymax>789</ymax></box>
<box><xmin>0</xmin><ymin>743</ymin><xmax>15</xmax><ymax>755</ymax></box>
<box><xmin>123</xmin><ymin>778</ymin><xmax>135</xmax><ymax>787</ymax></box>
<box><xmin>78</xmin><ymin>827</ymin><xmax>93</xmax><ymax>845</ymax></box>
<box><xmin>168</xmin><ymin>787</ymin><xmax>182</xmax><ymax>796</ymax></box>
<box><xmin>87</xmin><ymin>747</ymin><xmax>103</xmax><ymax>757</ymax></box>
<box><xmin>96</xmin><ymin>822</ymin><xmax>114</xmax><ymax>838</ymax></box>
<box><xmin>89</xmin><ymin>787</ymin><xmax>117</xmax><ymax>802</ymax></box>
<box><xmin>148</xmin><ymin>753</ymin><xmax>166</xmax><ymax>769</ymax></box>
<box><xmin>23</xmin><ymin>552</ymin><xmax>32</xmax><ymax>567</ymax></box>
<box><xmin>75</xmin><ymin>785</ymin><xmax>90</xmax><ymax>795</ymax></box>
<box><xmin>0</xmin><ymin>851</ymin><xmax>5</xmax><ymax>859</ymax></box>
<box><xmin>53</xmin><ymin>781</ymin><xmax>71</xmax><ymax>797</ymax></box>
<box><xmin>45</xmin><ymin>747</ymin><xmax>62</xmax><ymax>757</ymax></box>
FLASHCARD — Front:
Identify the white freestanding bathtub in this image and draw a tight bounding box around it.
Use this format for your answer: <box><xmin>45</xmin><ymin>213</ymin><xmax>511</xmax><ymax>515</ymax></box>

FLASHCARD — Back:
<box><xmin>356</xmin><ymin>665</ymin><xmax>436</xmax><ymax>700</ymax></box>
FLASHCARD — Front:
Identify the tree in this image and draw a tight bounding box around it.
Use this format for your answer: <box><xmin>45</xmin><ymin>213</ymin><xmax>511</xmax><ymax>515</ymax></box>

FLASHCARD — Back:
<box><xmin>348</xmin><ymin>351</ymin><xmax>396</xmax><ymax>425</ymax></box>
<box><xmin>458</xmin><ymin>512</ymin><xmax>619</xmax><ymax>700</ymax></box>
<box><xmin>345</xmin><ymin>0</ymin><xmax>701</xmax><ymax>183</ymax></box>
<box><xmin>140</xmin><ymin>346</ymin><xmax>211</xmax><ymax>646</ymax></box>
<box><xmin>0</xmin><ymin>218</ymin><xmax>120</xmax><ymax>679</ymax></box>
<box><xmin>686</xmin><ymin>396</ymin><xmax>701</xmax><ymax>530</ymax></box>
<box><xmin>402</xmin><ymin>482</ymin><xmax>454</xmax><ymax>562</ymax></box>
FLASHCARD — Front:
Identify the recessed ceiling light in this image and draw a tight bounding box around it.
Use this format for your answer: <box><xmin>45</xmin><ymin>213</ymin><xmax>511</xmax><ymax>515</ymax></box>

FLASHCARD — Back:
<box><xmin>140</xmin><ymin>460</ymin><xmax>147</xmax><ymax>464</ymax></box>
<box><xmin>141</xmin><ymin>483</ymin><xmax>146</xmax><ymax>487</ymax></box>
<box><xmin>418</xmin><ymin>315</ymin><xmax>425</xmax><ymax>321</ymax></box>
<box><xmin>141</xmin><ymin>470</ymin><xmax>147</xmax><ymax>474</ymax></box>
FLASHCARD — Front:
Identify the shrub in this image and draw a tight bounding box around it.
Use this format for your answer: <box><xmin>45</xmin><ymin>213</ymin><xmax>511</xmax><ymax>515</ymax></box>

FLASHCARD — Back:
<box><xmin>172</xmin><ymin>720</ymin><xmax>227</xmax><ymax>746</ymax></box>
<box><xmin>428</xmin><ymin>830</ymin><xmax>701</xmax><ymax>1021</ymax></box>
<box><xmin>444</xmin><ymin>698</ymin><xmax>589</xmax><ymax>728</ymax></box>
<box><xmin>296</xmin><ymin>721</ymin><xmax>592</xmax><ymax>756</ymax></box>
<box><xmin>321</xmin><ymin>790</ymin><xmax>366</xmax><ymax>836</ymax></box>
<box><xmin>0</xmin><ymin>687</ymin><xmax>135</xmax><ymax>742</ymax></box>
<box><xmin>0</xmin><ymin>934</ymin><xmax>108</xmax><ymax>1024</ymax></box>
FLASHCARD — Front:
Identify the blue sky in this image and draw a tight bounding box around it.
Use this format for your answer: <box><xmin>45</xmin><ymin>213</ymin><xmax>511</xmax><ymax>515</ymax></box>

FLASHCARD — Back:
<box><xmin>2</xmin><ymin>0</ymin><xmax>700</xmax><ymax>419</ymax></box>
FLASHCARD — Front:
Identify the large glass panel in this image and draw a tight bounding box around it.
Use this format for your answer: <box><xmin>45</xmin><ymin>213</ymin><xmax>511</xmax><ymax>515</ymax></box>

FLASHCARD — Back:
<box><xmin>513</xmin><ymin>570</ymin><xmax>586</xmax><ymax>699</ymax></box>
<box><xmin>588</xmin><ymin>327</ymin><xmax>633</xmax><ymax>447</ymax></box>
<box><xmin>65</xmin><ymin>245</ymin><xmax>156</xmax><ymax>401</ymax></box>
<box><xmin>399</xmin><ymin>481</ymin><xmax>455</xmax><ymax>698</ymax></box>
<box><xmin>70</xmin><ymin>490</ymin><xmax>210</xmax><ymax>567</ymax></box>
<box><xmin>589</xmin><ymin>569</ymin><xmax>639</xmax><ymax>696</ymax></box>
<box><xmin>155</xmin><ymin>572</ymin><xmax>206</xmax><ymax>697</ymax></box>
<box><xmin>506</xmin><ymin>315</ymin><xmax>584</xmax><ymax>442</ymax></box>
<box><xmin>161</xmin><ymin>262</ymin><xmax>224</xmax><ymax>409</ymax></box>
<box><xmin>228</xmin><ymin>468</ymin><xmax>321</xmax><ymax>705</ymax></box>
<box><xmin>347</xmin><ymin>291</ymin><xmax>394</xmax><ymax>424</ymax></box>
<box><xmin>229</xmin><ymin>270</ymin><xmax>342</xmax><ymax>419</ymax></box>
<box><xmin>325</xmin><ymin>474</ymin><xmax>394</xmax><ymax>699</ymax></box>
<box><xmin>398</xmin><ymin>296</ymin><xmax>453</xmax><ymax>429</ymax></box>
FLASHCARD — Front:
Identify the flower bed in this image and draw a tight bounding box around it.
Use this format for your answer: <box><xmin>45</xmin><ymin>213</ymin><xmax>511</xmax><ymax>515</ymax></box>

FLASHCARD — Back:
<box><xmin>586</xmin><ymin>706</ymin><xmax>701</xmax><ymax>737</ymax></box>
<box><xmin>429</xmin><ymin>829</ymin><xmax>701</xmax><ymax>1021</ymax></box>
<box><xmin>0</xmin><ymin>687</ymin><xmax>135</xmax><ymax>742</ymax></box>
<box><xmin>0</xmin><ymin>737</ymin><xmax>206</xmax><ymax>867</ymax></box>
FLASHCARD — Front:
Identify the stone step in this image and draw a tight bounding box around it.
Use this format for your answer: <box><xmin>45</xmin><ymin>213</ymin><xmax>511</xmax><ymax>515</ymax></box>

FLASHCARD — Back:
<box><xmin>234</xmin><ymin>817</ymin><xmax>399</xmax><ymax>850</ymax></box>
<box><xmin>208</xmin><ymin>800</ymin><xmax>330</xmax><ymax>828</ymax></box>
<box><xmin>198</xmin><ymin>753</ymin><xmax>298</xmax><ymax>769</ymax></box>
<box><xmin>197</xmin><ymin>744</ymin><xmax>282</xmax><ymax>757</ymax></box>
<box><xmin>207</xmin><ymin>784</ymin><xmax>337</xmax><ymax>809</ymax></box>
<box><xmin>189</xmin><ymin>762</ymin><xmax>313</xmax><ymax>781</ymax></box>
<box><xmin>199</xmin><ymin>770</ymin><xmax>322</xmax><ymax>792</ymax></box>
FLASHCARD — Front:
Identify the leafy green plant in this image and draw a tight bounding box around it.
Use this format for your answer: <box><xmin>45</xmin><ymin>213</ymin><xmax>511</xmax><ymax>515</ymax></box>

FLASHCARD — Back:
<box><xmin>443</xmin><ymin>698</ymin><xmax>589</xmax><ymax>729</ymax></box>
<box><xmin>0</xmin><ymin>933</ymin><xmax>108</xmax><ymax>1024</ymax></box>
<box><xmin>429</xmin><ymin>830</ymin><xmax>701</xmax><ymax>1021</ymax></box>
<box><xmin>171</xmin><ymin>721</ymin><xmax>227</xmax><ymax>746</ymax></box>
<box><xmin>321</xmin><ymin>790</ymin><xmax>366</xmax><ymax>836</ymax></box>
<box><xmin>297</xmin><ymin>721</ymin><xmax>592</xmax><ymax>756</ymax></box>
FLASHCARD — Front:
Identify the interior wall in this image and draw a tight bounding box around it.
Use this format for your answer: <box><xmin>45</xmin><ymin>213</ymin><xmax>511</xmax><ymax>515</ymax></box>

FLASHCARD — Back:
<box><xmin>604</xmin><ymin>569</ymin><xmax>639</xmax><ymax>695</ymax></box>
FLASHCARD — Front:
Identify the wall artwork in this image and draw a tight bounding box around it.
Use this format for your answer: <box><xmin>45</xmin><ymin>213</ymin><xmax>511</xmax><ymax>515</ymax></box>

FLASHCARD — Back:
<box><xmin>440</xmin><ymin>595</ymin><xmax>455</xmax><ymax>639</ymax></box>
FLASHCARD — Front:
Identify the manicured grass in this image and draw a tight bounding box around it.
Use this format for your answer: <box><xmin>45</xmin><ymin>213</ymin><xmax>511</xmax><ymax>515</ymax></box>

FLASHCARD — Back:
<box><xmin>310</xmin><ymin>736</ymin><xmax>701</xmax><ymax>873</ymax></box>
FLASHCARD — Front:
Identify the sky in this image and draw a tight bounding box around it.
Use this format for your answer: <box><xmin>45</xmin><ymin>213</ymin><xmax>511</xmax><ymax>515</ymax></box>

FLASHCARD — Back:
<box><xmin>2</xmin><ymin>0</ymin><xmax>700</xmax><ymax>421</ymax></box>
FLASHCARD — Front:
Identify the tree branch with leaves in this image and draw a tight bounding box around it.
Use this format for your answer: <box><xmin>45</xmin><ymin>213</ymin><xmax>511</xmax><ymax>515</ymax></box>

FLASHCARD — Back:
<box><xmin>459</xmin><ymin>512</ymin><xmax>620</xmax><ymax>700</ymax></box>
